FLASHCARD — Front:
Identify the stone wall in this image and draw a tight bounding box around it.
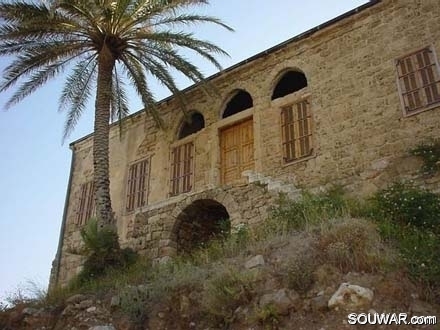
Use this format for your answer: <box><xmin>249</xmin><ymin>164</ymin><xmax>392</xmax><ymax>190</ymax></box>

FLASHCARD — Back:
<box><xmin>53</xmin><ymin>0</ymin><xmax>440</xmax><ymax>287</ymax></box>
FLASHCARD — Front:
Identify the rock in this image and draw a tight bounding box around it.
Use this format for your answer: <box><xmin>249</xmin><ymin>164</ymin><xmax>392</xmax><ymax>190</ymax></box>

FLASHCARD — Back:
<box><xmin>86</xmin><ymin>306</ymin><xmax>97</xmax><ymax>313</ymax></box>
<box><xmin>328</xmin><ymin>283</ymin><xmax>374</xmax><ymax>311</ymax></box>
<box><xmin>234</xmin><ymin>306</ymin><xmax>250</xmax><ymax>323</ymax></box>
<box><xmin>66</xmin><ymin>294</ymin><xmax>87</xmax><ymax>305</ymax></box>
<box><xmin>21</xmin><ymin>307</ymin><xmax>39</xmax><ymax>316</ymax></box>
<box><xmin>88</xmin><ymin>326</ymin><xmax>116</xmax><ymax>330</ymax></box>
<box><xmin>110</xmin><ymin>295</ymin><xmax>120</xmax><ymax>308</ymax></box>
<box><xmin>410</xmin><ymin>299</ymin><xmax>435</xmax><ymax>315</ymax></box>
<box><xmin>311</xmin><ymin>295</ymin><xmax>328</xmax><ymax>312</ymax></box>
<box><xmin>259</xmin><ymin>289</ymin><xmax>293</xmax><ymax>315</ymax></box>
<box><xmin>180</xmin><ymin>295</ymin><xmax>190</xmax><ymax>318</ymax></box>
<box><xmin>61</xmin><ymin>304</ymin><xmax>75</xmax><ymax>316</ymax></box>
<box><xmin>78</xmin><ymin>299</ymin><xmax>94</xmax><ymax>309</ymax></box>
<box><xmin>245</xmin><ymin>255</ymin><xmax>265</xmax><ymax>269</ymax></box>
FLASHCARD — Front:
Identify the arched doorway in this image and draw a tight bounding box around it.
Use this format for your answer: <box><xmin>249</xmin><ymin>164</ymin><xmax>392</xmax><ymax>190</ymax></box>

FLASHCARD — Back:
<box><xmin>173</xmin><ymin>199</ymin><xmax>230</xmax><ymax>253</ymax></box>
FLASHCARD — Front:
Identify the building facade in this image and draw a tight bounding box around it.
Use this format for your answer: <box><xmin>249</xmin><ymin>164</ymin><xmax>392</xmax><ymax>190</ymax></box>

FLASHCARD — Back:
<box><xmin>51</xmin><ymin>0</ymin><xmax>440</xmax><ymax>287</ymax></box>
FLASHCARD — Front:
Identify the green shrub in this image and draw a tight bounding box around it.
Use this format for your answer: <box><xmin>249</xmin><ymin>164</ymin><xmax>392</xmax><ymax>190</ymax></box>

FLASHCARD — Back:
<box><xmin>411</xmin><ymin>140</ymin><xmax>440</xmax><ymax>175</ymax></box>
<box><xmin>284</xmin><ymin>257</ymin><xmax>316</xmax><ymax>294</ymax></box>
<box><xmin>201</xmin><ymin>268</ymin><xmax>255</xmax><ymax>325</ymax></box>
<box><xmin>372</xmin><ymin>182</ymin><xmax>440</xmax><ymax>232</ymax></box>
<box><xmin>270</xmin><ymin>186</ymin><xmax>350</xmax><ymax>232</ymax></box>
<box><xmin>377</xmin><ymin>219</ymin><xmax>440</xmax><ymax>297</ymax></box>
<box><xmin>317</xmin><ymin>218</ymin><xmax>386</xmax><ymax>273</ymax></box>
<box><xmin>372</xmin><ymin>183</ymin><xmax>440</xmax><ymax>301</ymax></box>
<box><xmin>77</xmin><ymin>219</ymin><xmax>138</xmax><ymax>284</ymax></box>
<box><xmin>254</xmin><ymin>303</ymin><xmax>280</xmax><ymax>329</ymax></box>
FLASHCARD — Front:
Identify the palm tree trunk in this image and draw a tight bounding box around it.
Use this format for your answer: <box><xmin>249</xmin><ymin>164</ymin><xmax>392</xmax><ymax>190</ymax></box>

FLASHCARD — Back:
<box><xmin>94</xmin><ymin>44</ymin><xmax>116</xmax><ymax>230</ymax></box>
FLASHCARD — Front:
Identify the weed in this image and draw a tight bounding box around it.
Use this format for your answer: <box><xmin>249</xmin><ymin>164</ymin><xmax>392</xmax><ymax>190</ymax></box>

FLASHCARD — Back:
<box><xmin>201</xmin><ymin>267</ymin><xmax>256</xmax><ymax>326</ymax></box>
<box><xmin>286</xmin><ymin>259</ymin><xmax>315</xmax><ymax>294</ymax></box>
<box><xmin>76</xmin><ymin>219</ymin><xmax>138</xmax><ymax>284</ymax></box>
<box><xmin>270</xmin><ymin>186</ymin><xmax>350</xmax><ymax>232</ymax></box>
<box><xmin>255</xmin><ymin>303</ymin><xmax>280</xmax><ymax>329</ymax></box>
<box><xmin>318</xmin><ymin>218</ymin><xmax>386</xmax><ymax>273</ymax></box>
<box><xmin>411</xmin><ymin>140</ymin><xmax>440</xmax><ymax>176</ymax></box>
<box><xmin>372</xmin><ymin>182</ymin><xmax>440</xmax><ymax>232</ymax></box>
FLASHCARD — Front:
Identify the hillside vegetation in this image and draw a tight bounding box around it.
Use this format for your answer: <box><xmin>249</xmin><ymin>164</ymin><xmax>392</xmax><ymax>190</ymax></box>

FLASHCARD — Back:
<box><xmin>1</xmin><ymin>183</ymin><xmax>440</xmax><ymax>329</ymax></box>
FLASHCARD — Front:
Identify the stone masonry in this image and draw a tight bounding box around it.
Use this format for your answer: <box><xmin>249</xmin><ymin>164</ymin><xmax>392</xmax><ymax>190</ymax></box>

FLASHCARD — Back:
<box><xmin>51</xmin><ymin>0</ymin><xmax>440</xmax><ymax>288</ymax></box>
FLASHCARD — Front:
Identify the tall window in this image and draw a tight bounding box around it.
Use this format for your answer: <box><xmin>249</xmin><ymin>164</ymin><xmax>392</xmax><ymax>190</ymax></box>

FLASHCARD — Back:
<box><xmin>396</xmin><ymin>46</ymin><xmax>440</xmax><ymax>115</ymax></box>
<box><xmin>170</xmin><ymin>142</ymin><xmax>194</xmax><ymax>196</ymax></box>
<box><xmin>281</xmin><ymin>99</ymin><xmax>313</xmax><ymax>163</ymax></box>
<box><xmin>126</xmin><ymin>158</ymin><xmax>150</xmax><ymax>212</ymax></box>
<box><xmin>76</xmin><ymin>181</ymin><xmax>95</xmax><ymax>225</ymax></box>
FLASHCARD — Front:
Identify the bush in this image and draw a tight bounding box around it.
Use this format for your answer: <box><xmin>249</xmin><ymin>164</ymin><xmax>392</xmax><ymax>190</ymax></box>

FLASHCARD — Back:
<box><xmin>270</xmin><ymin>186</ymin><xmax>351</xmax><ymax>232</ymax></box>
<box><xmin>411</xmin><ymin>140</ymin><xmax>440</xmax><ymax>175</ymax></box>
<box><xmin>77</xmin><ymin>219</ymin><xmax>138</xmax><ymax>284</ymax></box>
<box><xmin>201</xmin><ymin>268</ymin><xmax>255</xmax><ymax>325</ymax></box>
<box><xmin>372</xmin><ymin>182</ymin><xmax>440</xmax><ymax>232</ymax></box>
<box><xmin>284</xmin><ymin>256</ymin><xmax>316</xmax><ymax>294</ymax></box>
<box><xmin>254</xmin><ymin>303</ymin><xmax>280</xmax><ymax>328</ymax></box>
<box><xmin>372</xmin><ymin>183</ymin><xmax>440</xmax><ymax>301</ymax></box>
<box><xmin>318</xmin><ymin>218</ymin><xmax>386</xmax><ymax>273</ymax></box>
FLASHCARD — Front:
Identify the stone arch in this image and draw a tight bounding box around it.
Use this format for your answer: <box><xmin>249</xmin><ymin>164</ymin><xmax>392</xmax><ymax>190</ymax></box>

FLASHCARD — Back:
<box><xmin>163</xmin><ymin>189</ymin><xmax>241</xmax><ymax>254</ymax></box>
<box><xmin>222</xmin><ymin>89</ymin><xmax>253</xmax><ymax>118</ymax></box>
<box><xmin>271</xmin><ymin>69</ymin><xmax>308</xmax><ymax>100</ymax></box>
<box><xmin>172</xmin><ymin>199</ymin><xmax>230</xmax><ymax>253</ymax></box>
<box><xmin>177</xmin><ymin>111</ymin><xmax>205</xmax><ymax>140</ymax></box>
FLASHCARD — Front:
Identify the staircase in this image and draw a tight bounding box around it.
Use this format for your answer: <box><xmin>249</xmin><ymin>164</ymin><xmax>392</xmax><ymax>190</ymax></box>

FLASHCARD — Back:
<box><xmin>242</xmin><ymin>170</ymin><xmax>301</xmax><ymax>200</ymax></box>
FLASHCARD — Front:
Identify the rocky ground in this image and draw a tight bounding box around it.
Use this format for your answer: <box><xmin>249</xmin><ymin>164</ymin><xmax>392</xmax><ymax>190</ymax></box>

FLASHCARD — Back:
<box><xmin>1</xmin><ymin>220</ymin><xmax>439</xmax><ymax>330</ymax></box>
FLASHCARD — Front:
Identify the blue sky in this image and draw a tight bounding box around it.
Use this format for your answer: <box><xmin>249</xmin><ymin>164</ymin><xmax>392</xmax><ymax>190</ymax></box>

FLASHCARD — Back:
<box><xmin>0</xmin><ymin>0</ymin><xmax>367</xmax><ymax>301</ymax></box>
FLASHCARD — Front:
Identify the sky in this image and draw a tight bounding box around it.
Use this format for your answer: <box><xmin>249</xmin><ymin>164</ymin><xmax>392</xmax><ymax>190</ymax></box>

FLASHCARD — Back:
<box><xmin>0</xmin><ymin>0</ymin><xmax>368</xmax><ymax>302</ymax></box>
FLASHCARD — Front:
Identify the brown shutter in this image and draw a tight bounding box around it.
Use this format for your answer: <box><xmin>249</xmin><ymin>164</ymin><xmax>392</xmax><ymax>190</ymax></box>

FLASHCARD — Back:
<box><xmin>397</xmin><ymin>46</ymin><xmax>440</xmax><ymax>114</ymax></box>
<box><xmin>170</xmin><ymin>142</ymin><xmax>194</xmax><ymax>196</ymax></box>
<box><xmin>126</xmin><ymin>159</ymin><xmax>150</xmax><ymax>212</ymax></box>
<box><xmin>76</xmin><ymin>181</ymin><xmax>95</xmax><ymax>225</ymax></box>
<box><xmin>281</xmin><ymin>98</ymin><xmax>313</xmax><ymax>163</ymax></box>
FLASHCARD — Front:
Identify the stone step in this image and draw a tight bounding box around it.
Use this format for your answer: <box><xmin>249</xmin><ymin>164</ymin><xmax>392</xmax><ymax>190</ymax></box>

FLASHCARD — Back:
<box><xmin>242</xmin><ymin>170</ymin><xmax>301</xmax><ymax>200</ymax></box>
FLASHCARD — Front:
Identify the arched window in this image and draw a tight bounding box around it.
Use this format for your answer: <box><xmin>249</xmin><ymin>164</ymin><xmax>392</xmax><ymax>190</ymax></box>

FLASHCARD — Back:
<box><xmin>178</xmin><ymin>112</ymin><xmax>205</xmax><ymax>139</ymax></box>
<box><xmin>271</xmin><ymin>70</ymin><xmax>308</xmax><ymax>100</ymax></box>
<box><xmin>222</xmin><ymin>90</ymin><xmax>253</xmax><ymax>118</ymax></box>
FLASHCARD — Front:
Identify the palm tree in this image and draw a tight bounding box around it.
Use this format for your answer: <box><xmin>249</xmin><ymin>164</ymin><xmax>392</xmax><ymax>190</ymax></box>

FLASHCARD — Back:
<box><xmin>0</xmin><ymin>0</ymin><xmax>232</xmax><ymax>229</ymax></box>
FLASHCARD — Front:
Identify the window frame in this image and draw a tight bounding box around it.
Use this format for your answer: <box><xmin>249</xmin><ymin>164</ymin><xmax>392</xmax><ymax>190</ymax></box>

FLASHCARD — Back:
<box><xmin>169</xmin><ymin>138</ymin><xmax>195</xmax><ymax>197</ymax></box>
<box><xmin>75</xmin><ymin>180</ymin><xmax>95</xmax><ymax>225</ymax></box>
<box><xmin>125</xmin><ymin>157</ymin><xmax>151</xmax><ymax>213</ymax></box>
<box><xmin>279</xmin><ymin>96</ymin><xmax>314</xmax><ymax>165</ymax></box>
<box><xmin>395</xmin><ymin>45</ymin><xmax>440</xmax><ymax>117</ymax></box>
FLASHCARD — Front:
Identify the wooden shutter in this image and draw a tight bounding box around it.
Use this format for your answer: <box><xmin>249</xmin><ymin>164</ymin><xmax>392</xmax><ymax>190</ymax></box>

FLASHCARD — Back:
<box><xmin>281</xmin><ymin>99</ymin><xmax>313</xmax><ymax>163</ymax></box>
<box><xmin>126</xmin><ymin>158</ymin><xmax>149</xmax><ymax>212</ymax></box>
<box><xmin>397</xmin><ymin>47</ymin><xmax>440</xmax><ymax>113</ymax></box>
<box><xmin>76</xmin><ymin>181</ymin><xmax>95</xmax><ymax>225</ymax></box>
<box><xmin>170</xmin><ymin>142</ymin><xmax>194</xmax><ymax>196</ymax></box>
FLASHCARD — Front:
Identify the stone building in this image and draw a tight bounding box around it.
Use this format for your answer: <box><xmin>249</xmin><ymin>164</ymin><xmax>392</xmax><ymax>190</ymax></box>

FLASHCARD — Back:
<box><xmin>51</xmin><ymin>0</ymin><xmax>440</xmax><ymax>287</ymax></box>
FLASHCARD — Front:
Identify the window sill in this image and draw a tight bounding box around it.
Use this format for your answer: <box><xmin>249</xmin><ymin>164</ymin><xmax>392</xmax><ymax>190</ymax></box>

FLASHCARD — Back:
<box><xmin>402</xmin><ymin>101</ymin><xmax>440</xmax><ymax>117</ymax></box>
<box><xmin>282</xmin><ymin>153</ymin><xmax>316</xmax><ymax>167</ymax></box>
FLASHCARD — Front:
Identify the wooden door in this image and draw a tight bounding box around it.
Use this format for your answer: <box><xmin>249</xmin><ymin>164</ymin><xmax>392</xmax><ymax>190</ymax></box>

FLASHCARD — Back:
<box><xmin>220</xmin><ymin>118</ymin><xmax>254</xmax><ymax>184</ymax></box>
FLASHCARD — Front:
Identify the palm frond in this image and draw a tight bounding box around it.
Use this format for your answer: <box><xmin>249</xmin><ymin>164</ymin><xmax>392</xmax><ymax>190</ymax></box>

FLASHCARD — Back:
<box><xmin>134</xmin><ymin>30</ymin><xmax>228</xmax><ymax>70</ymax></box>
<box><xmin>128</xmin><ymin>50</ymin><xmax>189</xmax><ymax>117</ymax></box>
<box><xmin>60</xmin><ymin>57</ymin><xmax>97</xmax><ymax>142</ymax></box>
<box><xmin>5</xmin><ymin>61</ymin><xmax>68</xmax><ymax>109</ymax></box>
<box><xmin>111</xmin><ymin>66</ymin><xmax>130</xmax><ymax>123</ymax></box>
<box><xmin>149</xmin><ymin>13</ymin><xmax>234</xmax><ymax>32</ymax></box>
<box><xmin>120</xmin><ymin>52</ymin><xmax>163</xmax><ymax>127</ymax></box>
<box><xmin>0</xmin><ymin>42</ymin><xmax>91</xmax><ymax>94</ymax></box>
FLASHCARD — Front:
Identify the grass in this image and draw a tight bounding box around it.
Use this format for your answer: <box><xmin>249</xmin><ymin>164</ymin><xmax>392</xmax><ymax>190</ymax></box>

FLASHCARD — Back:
<box><xmin>5</xmin><ymin>184</ymin><xmax>437</xmax><ymax>327</ymax></box>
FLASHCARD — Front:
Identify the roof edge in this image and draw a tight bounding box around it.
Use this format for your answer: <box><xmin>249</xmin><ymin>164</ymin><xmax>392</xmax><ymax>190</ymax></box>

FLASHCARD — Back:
<box><xmin>70</xmin><ymin>0</ymin><xmax>381</xmax><ymax>147</ymax></box>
